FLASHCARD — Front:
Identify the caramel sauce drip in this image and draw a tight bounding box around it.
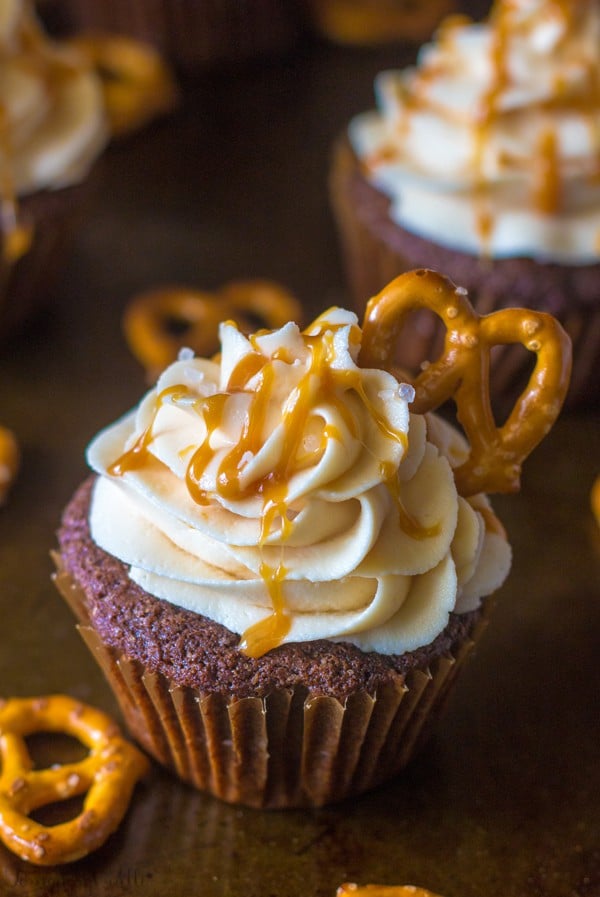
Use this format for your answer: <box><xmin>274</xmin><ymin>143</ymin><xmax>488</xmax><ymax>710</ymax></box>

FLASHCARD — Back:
<box><xmin>109</xmin><ymin>320</ymin><xmax>419</xmax><ymax>656</ymax></box>
<box><xmin>0</xmin><ymin>104</ymin><xmax>32</xmax><ymax>264</ymax></box>
<box><xmin>532</xmin><ymin>128</ymin><xmax>561</xmax><ymax>214</ymax></box>
<box><xmin>476</xmin><ymin>503</ymin><xmax>507</xmax><ymax>539</ymax></box>
<box><xmin>380</xmin><ymin>460</ymin><xmax>440</xmax><ymax>540</ymax></box>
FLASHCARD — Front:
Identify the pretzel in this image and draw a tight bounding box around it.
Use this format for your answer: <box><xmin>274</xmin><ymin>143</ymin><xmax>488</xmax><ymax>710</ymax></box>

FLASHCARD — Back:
<box><xmin>69</xmin><ymin>34</ymin><xmax>178</xmax><ymax>138</ymax></box>
<box><xmin>0</xmin><ymin>695</ymin><xmax>149</xmax><ymax>865</ymax></box>
<box><xmin>337</xmin><ymin>885</ymin><xmax>445</xmax><ymax>897</ymax></box>
<box><xmin>123</xmin><ymin>279</ymin><xmax>303</xmax><ymax>378</ymax></box>
<box><xmin>0</xmin><ymin>426</ymin><xmax>19</xmax><ymax>506</ymax></box>
<box><xmin>359</xmin><ymin>269</ymin><xmax>572</xmax><ymax>497</ymax></box>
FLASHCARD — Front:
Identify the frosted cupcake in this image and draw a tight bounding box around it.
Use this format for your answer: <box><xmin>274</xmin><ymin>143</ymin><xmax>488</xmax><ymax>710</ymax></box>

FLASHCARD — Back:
<box><xmin>0</xmin><ymin>0</ymin><xmax>108</xmax><ymax>338</ymax></box>
<box><xmin>331</xmin><ymin>0</ymin><xmax>600</xmax><ymax>406</ymax></box>
<box><xmin>55</xmin><ymin>269</ymin><xmax>570</xmax><ymax>808</ymax></box>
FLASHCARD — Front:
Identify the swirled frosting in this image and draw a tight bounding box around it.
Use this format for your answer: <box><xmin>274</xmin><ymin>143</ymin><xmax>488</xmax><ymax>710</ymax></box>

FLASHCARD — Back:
<box><xmin>86</xmin><ymin>309</ymin><xmax>511</xmax><ymax>658</ymax></box>
<box><xmin>349</xmin><ymin>0</ymin><xmax>600</xmax><ymax>262</ymax></box>
<box><xmin>0</xmin><ymin>0</ymin><xmax>107</xmax><ymax>199</ymax></box>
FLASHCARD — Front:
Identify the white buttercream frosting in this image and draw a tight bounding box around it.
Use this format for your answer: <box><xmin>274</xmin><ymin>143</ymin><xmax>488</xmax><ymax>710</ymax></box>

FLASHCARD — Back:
<box><xmin>86</xmin><ymin>309</ymin><xmax>511</xmax><ymax>657</ymax></box>
<box><xmin>349</xmin><ymin>0</ymin><xmax>600</xmax><ymax>262</ymax></box>
<box><xmin>0</xmin><ymin>0</ymin><xmax>107</xmax><ymax>197</ymax></box>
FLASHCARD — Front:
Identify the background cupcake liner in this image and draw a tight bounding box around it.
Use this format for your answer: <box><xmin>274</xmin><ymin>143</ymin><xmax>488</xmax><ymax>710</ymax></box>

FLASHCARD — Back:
<box><xmin>0</xmin><ymin>183</ymin><xmax>92</xmax><ymax>341</ymax></box>
<box><xmin>54</xmin><ymin>555</ymin><xmax>489</xmax><ymax>809</ymax></box>
<box><xmin>42</xmin><ymin>0</ymin><xmax>307</xmax><ymax>71</ymax></box>
<box><xmin>330</xmin><ymin>138</ymin><xmax>599</xmax><ymax>411</ymax></box>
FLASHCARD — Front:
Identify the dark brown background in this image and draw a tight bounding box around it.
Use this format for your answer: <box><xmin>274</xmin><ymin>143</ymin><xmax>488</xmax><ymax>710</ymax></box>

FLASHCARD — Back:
<box><xmin>1</xmin><ymin>19</ymin><xmax>599</xmax><ymax>897</ymax></box>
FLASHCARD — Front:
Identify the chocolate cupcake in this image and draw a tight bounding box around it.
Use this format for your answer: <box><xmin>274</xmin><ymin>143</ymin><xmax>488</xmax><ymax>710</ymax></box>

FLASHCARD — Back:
<box><xmin>0</xmin><ymin>0</ymin><xmax>108</xmax><ymax>340</ymax></box>
<box><xmin>41</xmin><ymin>0</ymin><xmax>307</xmax><ymax>72</ymax></box>
<box><xmin>330</xmin><ymin>0</ymin><xmax>600</xmax><ymax>407</ymax></box>
<box><xmin>54</xmin><ymin>273</ymin><xmax>570</xmax><ymax>808</ymax></box>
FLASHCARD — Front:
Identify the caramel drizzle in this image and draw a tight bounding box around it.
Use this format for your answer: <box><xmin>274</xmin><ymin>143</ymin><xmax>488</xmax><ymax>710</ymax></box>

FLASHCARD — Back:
<box><xmin>109</xmin><ymin>320</ymin><xmax>422</xmax><ymax>657</ymax></box>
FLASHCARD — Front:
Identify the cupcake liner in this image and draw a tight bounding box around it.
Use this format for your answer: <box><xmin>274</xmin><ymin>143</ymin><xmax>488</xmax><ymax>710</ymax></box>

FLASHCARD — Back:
<box><xmin>44</xmin><ymin>0</ymin><xmax>306</xmax><ymax>71</ymax></box>
<box><xmin>0</xmin><ymin>182</ymin><xmax>92</xmax><ymax>340</ymax></box>
<box><xmin>54</xmin><ymin>556</ymin><xmax>488</xmax><ymax>809</ymax></box>
<box><xmin>330</xmin><ymin>137</ymin><xmax>599</xmax><ymax>410</ymax></box>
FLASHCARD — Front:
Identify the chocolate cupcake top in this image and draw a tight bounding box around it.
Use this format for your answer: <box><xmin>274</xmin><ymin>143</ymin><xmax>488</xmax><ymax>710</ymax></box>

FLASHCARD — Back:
<box><xmin>348</xmin><ymin>0</ymin><xmax>600</xmax><ymax>263</ymax></box>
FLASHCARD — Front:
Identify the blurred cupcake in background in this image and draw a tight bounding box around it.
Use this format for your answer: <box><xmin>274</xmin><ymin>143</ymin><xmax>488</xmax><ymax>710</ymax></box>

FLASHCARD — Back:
<box><xmin>330</xmin><ymin>0</ymin><xmax>600</xmax><ymax>407</ymax></box>
<box><xmin>306</xmin><ymin>0</ymin><xmax>457</xmax><ymax>46</ymax></box>
<box><xmin>0</xmin><ymin>0</ymin><xmax>108</xmax><ymax>339</ymax></box>
<box><xmin>38</xmin><ymin>0</ymin><xmax>308</xmax><ymax>72</ymax></box>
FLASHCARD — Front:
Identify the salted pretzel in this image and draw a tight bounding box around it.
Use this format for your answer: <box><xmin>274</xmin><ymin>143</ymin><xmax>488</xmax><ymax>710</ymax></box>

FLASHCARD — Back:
<box><xmin>0</xmin><ymin>426</ymin><xmax>19</xmax><ymax>506</ymax></box>
<box><xmin>123</xmin><ymin>279</ymin><xmax>303</xmax><ymax>378</ymax></box>
<box><xmin>338</xmin><ymin>885</ymin><xmax>445</xmax><ymax>897</ymax></box>
<box><xmin>359</xmin><ymin>269</ymin><xmax>572</xmax><ymax>497</ymax></box>
<box><xmin>69</xmin><ymin>34</ymin><xmax>178</xmax><ymax>138</ymax></box>
<box><xmin>0</xmin><ymin>695</ymin><xmax>149</xmax><ymax>865</ymax></box>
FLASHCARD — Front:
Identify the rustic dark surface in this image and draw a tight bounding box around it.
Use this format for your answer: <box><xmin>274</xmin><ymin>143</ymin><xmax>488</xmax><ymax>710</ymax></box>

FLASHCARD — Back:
<box><xmin>0</xmin><ymin>26</ymin><xmax>599</xmax><ymax>897</ymax></box>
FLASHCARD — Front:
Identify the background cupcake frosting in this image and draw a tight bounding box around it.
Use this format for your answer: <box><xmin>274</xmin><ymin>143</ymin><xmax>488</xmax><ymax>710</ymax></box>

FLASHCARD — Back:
<box><xmin>1</xmin><ymin>0</ymin><xmax>107</xmax><ymax>198</ymax></box>
<box><xmin>349</xmin><ymin>0</ymin><xmax>600</xmax><ymax>261</ymax></box>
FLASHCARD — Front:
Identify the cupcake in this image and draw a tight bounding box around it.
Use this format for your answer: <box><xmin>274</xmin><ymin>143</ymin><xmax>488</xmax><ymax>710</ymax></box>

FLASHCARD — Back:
<box><xmin>306</xmin><ymin>0</ymin><xmax>456</xmax><ymax>46</ymax></box>
<box><xmin>0</xmin><ymin>0</ymin><xmax>108</xmax><ymax>339</ymax></box>
<box><xmin>330</xmin><ymin>0</ymin><xmax>600</xmax><ymax>407</ymax></box>
<box><xmin>40</xmin><ymin>0</ymin><xmax>307</xmax><ymax>72</ymax></box>
<box><xmin>54</xmin><ymin>269</ymin><xmax>570</xmax><ymax>809</ymax></box>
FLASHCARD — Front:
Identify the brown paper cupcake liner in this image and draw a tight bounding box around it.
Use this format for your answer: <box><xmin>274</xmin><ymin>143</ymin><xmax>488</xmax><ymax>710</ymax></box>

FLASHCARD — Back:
<box><xmin>44</xmin><ymin>0</ymin><xmax>306</xmax><ymax>71</ymax></box>
<box><xmin>53</xmin><ymin>556</ymin><xmax>488</xmax><ymax>809</ymax></box>
<box><xmin>0</xmin><ymin>182</ymin><xmax>92</xmax><ymax>341</ymax></box>
<box><xmin>330</xmin><ymin>137</ymin><xmax>600</xmax><ymax>410</ymax></box>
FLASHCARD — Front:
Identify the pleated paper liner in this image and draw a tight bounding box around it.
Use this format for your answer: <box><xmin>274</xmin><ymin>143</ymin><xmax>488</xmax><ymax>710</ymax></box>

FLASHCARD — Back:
<box><xmin>0</xmin><ymin>181</ymin><xmax>92</xmax><ymax>341</ymax></box>
<box><xmin>330</xmin><ymin>136</ymin><xmax>600</xmax><ymax>409</ymax></box>
<box><xmin>53</xmin><ymin>554</ymin><xmax>488</xmax><ymax>809</ymax></box>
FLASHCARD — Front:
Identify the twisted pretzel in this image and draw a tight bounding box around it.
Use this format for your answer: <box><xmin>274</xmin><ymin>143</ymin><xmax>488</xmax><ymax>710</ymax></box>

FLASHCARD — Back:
<box><xmin>359</xmin><ymin>269</ymin><xmax>572</xmax><ymax>497</ymax></box>
<box><xmin>69</xmin><ymin>34</ymin><xmax>178</xmax><ymax>138</ymax></box>
<box><xmin>123</xmin><ymin>279</ymin><xmax>303</xmax><ymax>378</ymax></box>
<box><xmin>0</xmin><ymin>427</ymin><xmax>19</xmax><ymax>506</ymax></box>
<box><xmin>0</xmin><ymin>696</ymin><xmax>149</xmax><ymax>865</ymax></box>
<box><xmin>338</xmin><ymin>885</ymin><xmax>444</xmax><ymax>897</ymax></box>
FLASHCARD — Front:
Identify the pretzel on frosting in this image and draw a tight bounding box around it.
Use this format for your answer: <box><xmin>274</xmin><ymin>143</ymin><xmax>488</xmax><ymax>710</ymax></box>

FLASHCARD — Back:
<box><xmin>338</xmin><ymin>885</ymin><xmax>445</xmax><ymax>897</ymax></box>
<box><xmin>69</xmin><ymin>34</ymin><xmax>178</xmax><ymax>138</ymax></box>
<box><xmin>359</xmin><ymin>269</ymin><xmax>572</xmax><ymax>497</ymax></box>
<box><xmin>0</xmin><ymin>426</ymin><xmax>19</xmax><ymax>506</ymax></box>
<box><xmin>123</xmin><ymin>279</ymin><xmax>303</xmax><ymax>379</ymax></box>
<box><xmin>0</xmin><ymin>695</ymin><xmax>149</xmax><ymax>865</ymax></box>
